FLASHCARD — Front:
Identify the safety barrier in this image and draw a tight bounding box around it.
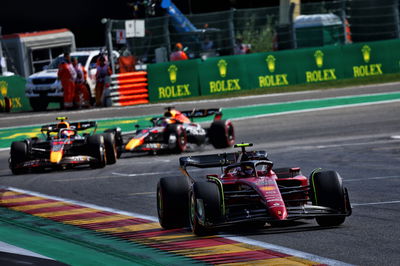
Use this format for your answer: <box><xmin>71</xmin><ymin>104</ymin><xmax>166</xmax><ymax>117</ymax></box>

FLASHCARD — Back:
<box><xmin>108</xmin><ymin>71</ymin><xmax>149</xmax><ymax>106</ymax></box>
<box><xmin>148</xmin><ymin>38</ymin><xmax>400</xmax><ymax>102</ymax></box>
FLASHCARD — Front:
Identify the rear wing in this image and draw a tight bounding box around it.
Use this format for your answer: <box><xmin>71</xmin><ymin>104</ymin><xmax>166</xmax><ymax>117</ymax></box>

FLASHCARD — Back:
<box><xmin>41</xmin><ymin>121</ymin><xmax>97</xmax><ymax>133</ymax></box>
<box><xmin>180</xmin><ymin>108</ymin><xmax>222</xmax><ymax>119</ymax></box>
<box><xmin>179</xmin><ymin>152</ymin><xmax>237</xmax><ymax>170</ymax></box>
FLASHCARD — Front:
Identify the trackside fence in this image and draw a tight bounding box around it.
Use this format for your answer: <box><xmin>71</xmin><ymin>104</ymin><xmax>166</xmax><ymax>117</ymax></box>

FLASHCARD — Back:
<box><xmin>147</xmin><ymin>38</ymin><xmax>400</xmax><ymax>102</ymax></box>
<box><xmin>108</xmin><ymin>71</ymin><xmax>149</xmax><ymax>106</ymax></box>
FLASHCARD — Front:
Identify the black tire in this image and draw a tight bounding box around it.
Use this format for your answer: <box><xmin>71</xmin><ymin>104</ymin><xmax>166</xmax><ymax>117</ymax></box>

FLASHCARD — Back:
<box><xmin>101</xmin><ymin>133</ymin><xmax>117</xmax><ymax>165</ymax></box>
<box><xmin>105</xmin><ymin>128</ymin><xmax>123</xmax><ymax>158</ymax></box>
<box><xmin>10</xmin><ymin>141</ymin><xmax>28</xmax><ymax>175</ymax></box>
<box><xmin>190</xmin><ymin>181</ymin><xmax>222</xmax><ymax>236</ymax></box>
<box><xmin>87</xmin><ymin>135</ymin><xmax>106</xmax><ymax>168</ymax></box>
<box><xmin>157</xmin><ymin>176</ymin><xmax>190</xmax><ymax>229</ymax></box>
<box><xmin>208</xmin><ymin>120</ymin><xmax>235</xmax><ymax>149</ymax></box>
<box><xmin>310</xmin><ymin>170</ymin><xmax>347</xmax><ymax>226</ymax></box>
<box><xmin>29</xmin><ymin>98</ymin><xmax>48</xmax><ymax>111</ymax></box>
<box><xmin>166</xmin><ymin>124</ymin><xmax>187</xmax><ymax>153</ymax></box>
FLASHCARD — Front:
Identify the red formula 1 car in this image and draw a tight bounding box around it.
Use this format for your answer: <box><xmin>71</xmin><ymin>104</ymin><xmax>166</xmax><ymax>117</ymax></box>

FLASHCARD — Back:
<box><xmin>108</xmin><ymin>107</ymin><xmax>235</xmax><ymax>156</ymax></box>
<box><xmin>9</xmin><ymin>117</ymin><xmax>117</xmax><ymax>174</ymax></box>
<box><xmin>157</xmin><ymin>143</ymin><xmax>352</xmax><ymax>235</ymax></box>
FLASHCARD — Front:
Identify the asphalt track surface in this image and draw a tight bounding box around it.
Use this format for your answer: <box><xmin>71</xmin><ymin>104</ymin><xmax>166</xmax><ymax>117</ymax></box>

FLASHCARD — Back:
<box><xmin>0</xmin><ymin>83</ymin><xmax>400</xmax><ymax>265</ymax></box>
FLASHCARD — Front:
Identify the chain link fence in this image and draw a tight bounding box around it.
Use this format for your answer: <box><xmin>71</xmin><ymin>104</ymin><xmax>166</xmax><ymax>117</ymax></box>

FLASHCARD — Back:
<box><xmin>108</xmin><ymin>0</ymin><xmax>400</xmax><ymax>67</ymax></box>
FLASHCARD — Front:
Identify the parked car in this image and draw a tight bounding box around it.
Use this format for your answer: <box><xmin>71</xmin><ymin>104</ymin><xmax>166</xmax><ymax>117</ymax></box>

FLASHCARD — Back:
<box><xmin>25</xmin><ymin>49</ymin><xmax>119</xmax><ymax>111</ymax></box>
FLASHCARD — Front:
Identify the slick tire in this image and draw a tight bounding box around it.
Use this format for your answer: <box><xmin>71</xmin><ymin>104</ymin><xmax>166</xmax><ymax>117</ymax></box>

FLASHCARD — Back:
<box><xmin>157</xmin><ymin>176</ymin><xmax>190</xmax><ymax>229</ymax></box>
<box><xmin>101</xmin><ymin>133</ymin><xmax>117</xmax><ymax>165</ymax></box>
<box><xmin>190</xmin><ymin>181</ymin><xmax>221</xmax><ymax>236</ymax></box>
<box><xmin>104</xmin><ymin>128</ymin><xmax>123</xmax><ymax>159</ymax></box>
<box><xmin>166</xmin><ymin>124</ymin><xmax>187</xmax><ymax>153</ymax></box>
<box><xmin>88</xmin><ymin>135</ymin><xmax>106</xmax><ymax>169</ymax></box>
<box><xmin>10</xmin><ymin>141</ymin><xmax>28</xmax><ymax>175</ymax></box>
<box><xmin>208</xmin><ymin>120</ymin><xmax>235</xmax><ymax>149</ymax></box>
<box><xmin>310</xmin><ymin>170</ymin><xmax>347</xmax><ymax>226</ymax></box>
<box><xmin>29</xmin><ymin>98</ymin><xmax>48</xmax><ymax>112</ymax></box>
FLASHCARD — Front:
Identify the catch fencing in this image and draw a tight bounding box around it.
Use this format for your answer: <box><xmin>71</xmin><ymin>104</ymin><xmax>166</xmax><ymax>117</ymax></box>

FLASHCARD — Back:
<box><xmin>108</xmin><ymin>0</ymin><xmax>400</xmax><ymax>65</ymax></box>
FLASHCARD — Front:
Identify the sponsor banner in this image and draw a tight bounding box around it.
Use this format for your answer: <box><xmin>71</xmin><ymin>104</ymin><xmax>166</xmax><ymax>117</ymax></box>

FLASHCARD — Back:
<box><xmin>0</xmin><ymin>75</ymin><xmax>30</xmax><ymax>112</ymax></box>
<box><xmin>147</xmin><ymin>59</ymin><xmax>201</xmax><ymax>102</ymax></box>
<box><xmin>198</xmin><ymin>55</ymin><xmax>250</xmax><ymax>96</ymax></box>
<box><xmin>245</xmin><ymin>50</ymin><xmax>298</xmax><ymax>90</ymax></box>
<box><xmin>294</xmin><ymin>46</ymin><xmax>345</xmax><ymax>84</ymax></box>
<box><xmin>342</xmin><ymin>39</ymin><xmax>400</xmax><ymax>79</ymax></box>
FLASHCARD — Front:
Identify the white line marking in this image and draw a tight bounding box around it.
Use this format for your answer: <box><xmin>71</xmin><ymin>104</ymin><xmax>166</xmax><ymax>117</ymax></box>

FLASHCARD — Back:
<box><xmin>345</xmin><ymin>176</ymin><xmax>400</xmax><ymax>182</ymax></box>
<box><xmin>0</xmin><ymin>241</ymin><xmax>55</xmax><ymax>260</ymax></box>
<box><xmin>1</xmin><ymin>186</ymin><xmax>352</xmax><ymax>266</ymax></box>
<box><xmin>231</xmin><ymin>99</ymin><xmax>400</xmax><ymax>122</ymax></box>
<box><xmin>352</xmin><ymin>200</ymin><xmax>400</xmax><ymax>206</ymax></box>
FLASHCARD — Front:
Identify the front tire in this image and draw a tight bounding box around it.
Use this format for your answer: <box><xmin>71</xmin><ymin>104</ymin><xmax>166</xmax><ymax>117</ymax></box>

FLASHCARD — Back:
<box><xmin>87</xmin><ymin>135</ymin><xmax>106</xmax><ymax>168</ymax></box>
<box><xmin>101</xmin><ymin>133</ymin><xmax>117</xmax><ymax>165</ymax></box>
<box><xmin>157</xmin><ymin>176</ymin><xmax>190</xmax><ymax>229</ymax></box>
<box><xmin>190</xmin><ymin>181</ymin><xmax>222</xmax><ymax>236</ymax></box>
<box><xmin>310</xmin><ymin>170</ymin><xmax>348</xmax><ymax>226</ymax></box>
<box><xmin>10</xmin><ymin>141</ymin><xmax>29</xmax><ymax>175</ymax></box>
<box><xmin>208</xmin><ymin>120</ymin><xmax>235</xmax><ymax>149</ymax></box>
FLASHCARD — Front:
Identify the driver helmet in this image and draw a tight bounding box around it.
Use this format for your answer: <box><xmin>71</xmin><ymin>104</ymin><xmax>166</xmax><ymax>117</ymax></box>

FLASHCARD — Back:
<box><xmin>161</xmin><ymin>118</ymin><xmax>174</xmax><ymax>126</ymax></box>
<box><xmin>242</xmin><ymin>165</ymin><xmax>254</xmax><ymax>176</ymax></box>
<box><xmin>60</xmin><ymin>129</ymin><xmax>73</xmax><ymax>138</ymax></box>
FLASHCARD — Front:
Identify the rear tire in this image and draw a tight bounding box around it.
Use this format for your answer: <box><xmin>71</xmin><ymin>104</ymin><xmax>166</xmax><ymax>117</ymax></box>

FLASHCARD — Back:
<box><xmin>105</xmin><ymin>128</ymin><xmax>123</xmax><ymax>158</ymax></box>
<box><xmin>157</xmin><ymin>176</ymin><xmax>190</xmax><ymax>229</ymax></box>
<box><xmin>87</xmin><ymin>135</ymin><xmax>106</xmax><ymax>168</ymax></box>
<box><xmin>310</xmin><ymin>170</ymin><xmax>347</xmax><ymax>226</ymax></box>
<box><xmin>166</xmin><ymin>124</ymin><xmax>187</xmax><ymax>153</ymax></box>
<box><xmin>29</xmin><ymin>98</ymin><xmax>48</xmax><ymax>111</ymax></box>
<box><xmin>190</xmin><ymin>181</ymin><xmax>221</xmax><ymax>236</ymax></box>
<box><xmin>101</xmin><ymin>133</ymin><xmax>117</xmax><ymax>165</ymax></box>
<box><xmin>10</xmin><ymin>141</ymin><xmax>28</xmax><ymax>175</ymax></box>
<box><xmin>208</xmin><ymin>120</ymin><xmax>235</xmax><ymax>149</ymax></box>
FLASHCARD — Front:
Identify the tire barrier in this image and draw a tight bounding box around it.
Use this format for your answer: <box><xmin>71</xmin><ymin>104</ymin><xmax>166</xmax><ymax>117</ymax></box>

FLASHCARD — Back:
<box><xmin>108</xmin><ymin>71</ymin><xmax>149</xmax><ymax>106</ymax></box>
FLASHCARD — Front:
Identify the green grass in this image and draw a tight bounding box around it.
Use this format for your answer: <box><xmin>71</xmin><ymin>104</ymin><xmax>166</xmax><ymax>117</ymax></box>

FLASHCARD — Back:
<box><xmin>158</xmin><ymin>73</ymin><xmax>400</xmax><ymax>103</ymax></box>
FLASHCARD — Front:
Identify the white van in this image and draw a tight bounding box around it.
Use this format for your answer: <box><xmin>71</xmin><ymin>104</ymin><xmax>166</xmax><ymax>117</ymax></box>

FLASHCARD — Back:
<box><xmin>25</xmin><ymin>49</ymin><xmax>118</xmax><ymax>111</ymax></box>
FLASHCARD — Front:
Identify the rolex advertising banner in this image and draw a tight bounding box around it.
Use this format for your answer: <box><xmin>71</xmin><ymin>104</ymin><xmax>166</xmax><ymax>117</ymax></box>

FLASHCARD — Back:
<box><xmin>244</xmin><ymin>50</ymin><xmax>299</xmax><ymax>90</ymax></box>
<box><xmin>0</xmin><ymin>75</ymin><xmax>29</xmax><ymax>112</ymax></box>
<box><xmin>198</xmin><ymin>55</ymin><xmax>250</xmax><ymax>96</ymax></box>
<box><xmin>341</xmin><ymin>39</ymin><xmax>400</xmax><ymax>79</ymax></box>
<box><xmin>147</xmin><ymin>59</ymin><xmax>201</xmax><ymax>102</ymax></box>
<box><xmin>294</xmin><ymin>45</ymin><xmax>345</xmax><ymax>84</ymax></box>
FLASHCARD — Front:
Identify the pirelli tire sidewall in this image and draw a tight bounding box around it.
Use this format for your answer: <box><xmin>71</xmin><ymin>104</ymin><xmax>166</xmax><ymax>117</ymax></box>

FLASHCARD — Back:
<box><xmin>208</xmin><ymin>119</ymin><xmax>235</xmax><ymax>149</ymax></box>
<box><xmin>87</xmin><ymin>134</ymin><xmax>106</xmax><ymax>168</ymax></box>
<box><xmin>10</xmin><ymin>141</ymin><xmax>29</xmax><ymax>174</ymax></box>
<box><xmin>165</xmin><ymin>124</ymin><xmax>187</xmax><ymax>153</ymax></box>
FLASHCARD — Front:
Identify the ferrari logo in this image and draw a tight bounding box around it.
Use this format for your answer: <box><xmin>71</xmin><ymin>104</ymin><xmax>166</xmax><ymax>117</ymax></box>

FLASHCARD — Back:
<box><xmin>217</xmin><ymin>59</ymin><xmax>228</xmax><ymax>77</ymax></box>
<box><xmin>362</xmin><ymin>45</ymin><xmax>371</xmax><ymax>63</ymax></box>
<box><xmin>0</xmin><ymin>81</ymin><xmax>7</xmax><ymax>97</ymax></box>
<box><xmin>314</xmin><ymin>50</ymin><xmax>324</xmax><ymax>68</ymax></box>
<box><xmin>168</xmin><ymin>65</ymin><xmax>178</xmax><ymax>84</ymax></box>
<box><xmin>266</xmin><ymin>55</ymin><xmax>276</xmax><ymax>73</ymax></box>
